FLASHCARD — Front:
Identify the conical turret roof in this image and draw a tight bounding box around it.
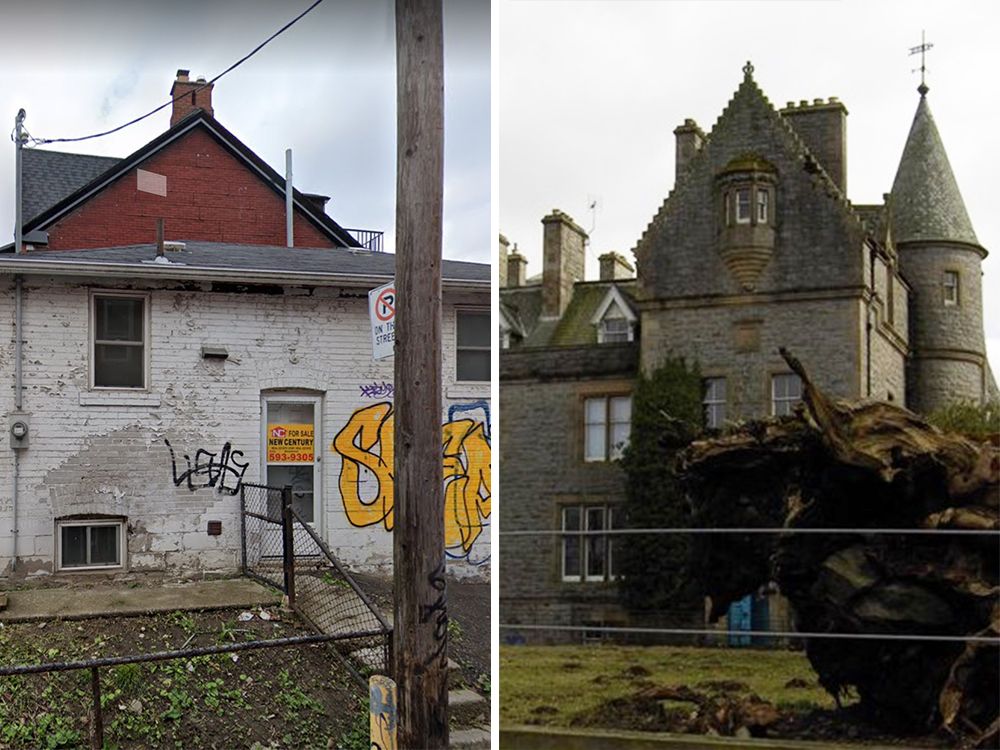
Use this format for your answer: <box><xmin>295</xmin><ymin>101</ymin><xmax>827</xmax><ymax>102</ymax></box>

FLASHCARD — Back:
<box><xmin>889</xmin><ymin>94</ymin><xmax>979</xmax><ymax>247</ymax></box>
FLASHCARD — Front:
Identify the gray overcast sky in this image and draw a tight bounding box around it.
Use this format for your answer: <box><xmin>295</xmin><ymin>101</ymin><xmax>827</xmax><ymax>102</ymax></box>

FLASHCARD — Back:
<box><xmin>500</xmin><ymin>0</ymin><xmax>1000</xmax><ymax>371</ymax></box>
<box><xmin>0</xmin><ymin>0</ymin><xmax>489</xmax><ymax>263</ymax></box>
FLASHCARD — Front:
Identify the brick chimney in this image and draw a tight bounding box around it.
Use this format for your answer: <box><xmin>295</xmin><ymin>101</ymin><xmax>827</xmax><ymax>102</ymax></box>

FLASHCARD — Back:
<box><xmin>498</xmin><ymin>233</ymin><xmax>510</xmax><ymax>287</ymax></box>
<box><xmin>598</xmin><ymin>251</ymin><xmax>634</xmax><ymax>281</ymax></box>
<box><xmin>674</xmin><ymin>118</ymin><xmax>705</xmax><ymax>183</ymax></box>
<box><xmin>541</xmin><ymin>210</ymin><xmax>587</xmax><ymax>318</ymax></box>
<box><xmin>170</xmin><ymin>69</ymin><xmax>214</xmax><ymax>127</ymax></box>
<box><xmin>507</xmin><ymin>244</ymin><xmax>527</xmax><ymax>288</ymax></box>
<box><xmin>780</xmin><ymin>97</ymin><xmax>848</xmax><ymax>193</ymax></box>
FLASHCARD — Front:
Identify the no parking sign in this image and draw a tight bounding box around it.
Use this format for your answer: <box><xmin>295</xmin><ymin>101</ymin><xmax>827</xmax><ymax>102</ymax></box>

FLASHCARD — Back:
<box><xmin>369</xmin><ymin>280</ymin><xmax>396</xmax><ymax>360</ymax></box>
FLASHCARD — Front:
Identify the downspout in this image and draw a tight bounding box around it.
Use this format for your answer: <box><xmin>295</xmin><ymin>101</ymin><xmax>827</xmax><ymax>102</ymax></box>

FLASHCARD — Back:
<box><xmin>866</xmin><ymin>245</ymin><xmax>874</xmax><ymax>398</ymax></box>
<box><xmin>11</xmin><ymin>109</ymin><xmax>25</xmax><ymax>574</ymax></box>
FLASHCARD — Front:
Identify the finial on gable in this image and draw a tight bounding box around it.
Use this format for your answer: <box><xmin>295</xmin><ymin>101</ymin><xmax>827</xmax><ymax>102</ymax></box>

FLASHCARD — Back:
<box><xmin>743</xmin><ymin>60</ymin><xmax>754</xmax><ymax>80</ymax></box>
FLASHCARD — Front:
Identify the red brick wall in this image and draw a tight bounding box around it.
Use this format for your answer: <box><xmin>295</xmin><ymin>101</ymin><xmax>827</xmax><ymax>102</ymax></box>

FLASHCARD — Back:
<box><xmin>41</xmin><ymin>128</ymin><xmax>338</xmax><ymax>250</ymax></box>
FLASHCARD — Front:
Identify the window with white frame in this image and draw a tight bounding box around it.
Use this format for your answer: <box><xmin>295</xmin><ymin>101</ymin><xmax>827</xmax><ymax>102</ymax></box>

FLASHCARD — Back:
<box><xmin>599</xmin><ymin>317</ymin><xmax>631</xmax><ymax>343</ymax></box>
<box><xmin>57</xmin><ymin>519</ymin><xmax>124</xmax><ymax>570</ymax></box>
<box><xmin>456</xmin><ymin>309</ymin><xmax>490</xmax><ymax>381</ymax></box>
<box><xmin>735</xmin><ymin>188</ymin><xmax>752</xmax><ymax>223</ymax></box>
<box><xmin>584</xmin><ymin>395</ymin><xmax>631</xmax><ymax>461</ymax></box>
<box><xmin>771</xmin><ymin>373</ymin><xmax>802</xmax><ymax>416</ymax></box>
<box><xmin>561</xmin><ymin>504</ymin><xmax>623</xmax><ymax>583</ymax></box>
<box><xmin>757</xmin><ymin>189</ymin><xmax>769</xmax><ymax>223</ymax></box>
<box><xmin>943</xmin><ymin>271</ymin><xmax>959</xmax><ymax>306</ymax></box>
<box><xmin>703</xmin><ymin>377</ymin><xmax>727</xmax><ymax>429</ymax></box>
<box><xmin>93</xmin><ymin>293</ymin><xmax>146</xmax><ymax>388</ymax></box>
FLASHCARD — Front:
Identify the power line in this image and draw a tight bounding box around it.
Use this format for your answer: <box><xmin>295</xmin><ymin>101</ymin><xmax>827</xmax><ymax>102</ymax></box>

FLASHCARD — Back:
<box><xmin>27</xmin><ymin>0</ymin><xmax>325</xmax><ymax>146</ymax></box>
<box><xmin>501</xmin><ymin>526</ymin><xmax>1000</xmax><ymax>537</ymax></box>
<box><xmin>499</xmin><ymin>623</ymin><xmax>1000</xmax><ymax>646</ymax></box>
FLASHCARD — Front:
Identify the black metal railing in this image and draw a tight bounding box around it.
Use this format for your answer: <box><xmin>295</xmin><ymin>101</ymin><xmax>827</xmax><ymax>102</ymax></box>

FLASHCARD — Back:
<box><xmin>0</xmin><ymin>630</ymin><xmax>384</xmax><ymax>750</ymax></box>
<box><xmin>344</xmin><ymin>228</ymin><xmax>384</xmax><ymax>253</ymax></box>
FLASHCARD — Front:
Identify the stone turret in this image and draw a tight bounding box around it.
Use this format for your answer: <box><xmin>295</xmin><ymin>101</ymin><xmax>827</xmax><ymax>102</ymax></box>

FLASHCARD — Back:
<box><xmin>890</xmin><ymin>88</ymin><xmax>995</xmax><ymax>412</ymax></box>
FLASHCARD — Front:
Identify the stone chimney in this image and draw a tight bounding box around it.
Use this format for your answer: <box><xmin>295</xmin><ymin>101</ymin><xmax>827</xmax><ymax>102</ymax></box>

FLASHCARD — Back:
<box><xmin>498</xmin><ymin>233</ymin><xmax>510</xmax><ymax>287</ymax></box>
<box><xmin>598</xmin><ymin>252</ymin><xmax>634</xmax><ymax>281</ymax></box>
<box><xmin>780</xmin><ymin>97</ymin><xmax>848</xmax><ymax>193</ymax></box>
<box><xmin>674</xmin><ymin>118</ymin><xmax>705</xmax><ymax>183</ymax></box>
<box><xmin>170</xmin><ymin>69</ymin><xmax>214</xmax><ymax>127</ymax></box>
<box><xmin>506</xmin><ymin>244</ymin><xmax>527</xmax><ymax>288</ymax></box>
<box><xmin>541</xmin><ymin>210</ymin><xmax>587</xmax><ymax>318</ymax></box>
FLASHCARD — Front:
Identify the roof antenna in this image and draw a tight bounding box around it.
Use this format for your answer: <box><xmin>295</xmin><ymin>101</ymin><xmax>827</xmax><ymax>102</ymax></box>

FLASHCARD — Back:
<box><xmin>909</xmin><ymin>30</ymin><xmax>933</xmax><ymax>97</ymax></box>
<box><xmin>586</xmin><ymin>196</ymin><xmax>599</xmax><ymax>236</ymax></box>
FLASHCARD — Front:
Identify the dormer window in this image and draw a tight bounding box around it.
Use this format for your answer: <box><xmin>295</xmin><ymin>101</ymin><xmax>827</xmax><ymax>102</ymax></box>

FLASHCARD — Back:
<box><xmin>591</xmin><ymin>285</ymin><xmax>637</xmax><ymax>344</ymax></box>
<box><xmin>600</xmin><ymin>317</ymin><xmax>631</xmax><ymax>343</ymax></box>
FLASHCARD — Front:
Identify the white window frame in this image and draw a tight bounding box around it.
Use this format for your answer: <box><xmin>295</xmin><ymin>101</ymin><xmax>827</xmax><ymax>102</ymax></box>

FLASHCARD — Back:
<box><xmin>943</xmin><ymin>270</ymin><xmax>959</xmax><ymax>306</ymax></box>
<box><xmin>56</xmin><ymin>519</ymin><xmax>125</xmax><ymax>571</ymax></box>
<box><xmin>561</xmin><ymin>504</ymin><xmax>620</xmax><ymax>583</ymax></box>
<box><xmin>735</xmin><ymin>188</ymin><xmax>752</xmax><ymax>224</ymax></box>
<box><xmin>771</xmin><ymin>373</ymin><xmax>802</xmax><ymax>416</ymax></box>
<box><xmin>455</xmin><ymin>308</ymin><xmax>490</xmax><ymax>383</ymax></box>
<box><xmin>90</xmin><ymin>291</ymin><xmax>150</xmax><ymax>390</ymax></box>
<box><xmin>757</xmin><ymin>188</ymin><xmax>769</xmax><ymax>223</ymax></box>
<box><xmin>591</xmin><ymin>286</ymin><xmax>637</xmax><ymax>344</ymax></box>
<box><xmin>583</xmin><ymin>394</ymin><xmax>632</xmax><ymax>462</ymax></box>
<box><xmin>703</xmin><ymin>377</ymin><xmax>727</xmax><ymax>429</ymax></box>
<box><xmin>599</xmin><ymin>317</ymin><xmax>632</xmax><ymax>343</ymax></box>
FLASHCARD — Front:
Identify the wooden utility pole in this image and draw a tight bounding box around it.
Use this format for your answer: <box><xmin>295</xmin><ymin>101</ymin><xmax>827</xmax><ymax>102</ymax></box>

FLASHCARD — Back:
<box><xmin>392</xmin><ymin>0</ymin><xmax>447</xmax><ymax>748</ymax></box>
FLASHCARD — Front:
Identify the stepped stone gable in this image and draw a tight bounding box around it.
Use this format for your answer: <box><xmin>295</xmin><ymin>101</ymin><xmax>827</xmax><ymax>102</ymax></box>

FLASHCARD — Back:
<box><xmin>636</xmin><ymin>66</ymin><xmax>867</xmax><ymax>302</ymax></box>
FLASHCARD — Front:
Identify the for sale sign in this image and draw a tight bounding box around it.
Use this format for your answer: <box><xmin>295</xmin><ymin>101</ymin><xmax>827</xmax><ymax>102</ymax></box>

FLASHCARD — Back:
<box><xmin>369</xmin><ymin>280</ymin><xmax>396</xmax><ymax>360</ymax></box>
<box><xmin>267</xmin><ymin>423</ymin><xmax>314</xmax><ymax>463</ymax></box>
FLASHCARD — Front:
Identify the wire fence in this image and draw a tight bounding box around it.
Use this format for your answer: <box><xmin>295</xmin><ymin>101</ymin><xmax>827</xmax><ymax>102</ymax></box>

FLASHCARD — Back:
<box><xmin>499</xmin><ymin>525</ymin><xmax>1000</xmax><ymax>647</ymax></box>
<box><xmin>239</xmin><ymin>482</ymin><xmax>393</xmax><ymax>682</ymax></box>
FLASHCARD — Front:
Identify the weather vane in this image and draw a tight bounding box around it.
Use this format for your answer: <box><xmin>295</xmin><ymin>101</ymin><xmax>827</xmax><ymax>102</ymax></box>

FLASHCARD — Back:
<box><xmin>909</xmin><ymin>30</ymin><xmax>933</xmax><ymax>96</ymax></box>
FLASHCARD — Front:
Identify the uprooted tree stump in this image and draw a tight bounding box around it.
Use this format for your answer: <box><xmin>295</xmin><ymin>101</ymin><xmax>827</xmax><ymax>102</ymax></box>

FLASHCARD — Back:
<box><xmin>678</xmin><ymin>349</ymin><xmax>999</xmax><ymax>748</ymax></box>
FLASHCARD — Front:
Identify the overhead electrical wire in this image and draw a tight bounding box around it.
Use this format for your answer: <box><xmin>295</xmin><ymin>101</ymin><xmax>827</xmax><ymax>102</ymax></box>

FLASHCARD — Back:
<box><xmin>20</xmin><ymin>0</ymin><xmax>324</xmax><ymax>147</ymax></box>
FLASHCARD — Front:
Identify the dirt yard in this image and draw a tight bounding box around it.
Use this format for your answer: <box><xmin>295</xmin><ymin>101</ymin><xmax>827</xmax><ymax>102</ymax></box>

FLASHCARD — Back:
<box><xmin>0</xmin><ymin>607</ymin><xmax>369</xmax><ymax>749</ymax></box>
<box><xmin>501</xmin><ymin>644</ymin><xmax>956</xmax><ymax>747</ymax></box>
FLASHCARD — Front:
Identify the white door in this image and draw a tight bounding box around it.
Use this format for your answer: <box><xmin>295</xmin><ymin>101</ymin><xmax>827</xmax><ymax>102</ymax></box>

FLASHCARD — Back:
<box><xmin>261</xmin><ymin>395</ymin><xmax>323</xmax><ymax>556</ymax></box>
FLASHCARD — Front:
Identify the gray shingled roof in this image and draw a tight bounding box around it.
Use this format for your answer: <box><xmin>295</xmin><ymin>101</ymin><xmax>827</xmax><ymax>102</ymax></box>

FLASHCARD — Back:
<box><xmin>22</xmin><ymin>149</ymin><xmax>122</xmax><ymax>223</ymax></box>
<box><xmin>889</xmin><ymin>96</ymin><xmax>979</xmax><ymax>247</ymax></box>
<box><xmin>0</xmin><ymin>241</ymin><xmax>488</xmax><ymax>283</ymax></box>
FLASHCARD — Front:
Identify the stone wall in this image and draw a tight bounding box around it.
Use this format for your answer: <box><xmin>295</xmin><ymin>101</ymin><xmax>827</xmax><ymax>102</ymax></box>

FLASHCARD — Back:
<box><xmin>641</xmin><ymin>295</ymin><xmax>861</xmax><ymax>420</ymax></box>
<box><xmin>500</xmin><ymin>366</ymin><xmax>635</xmax><ymax>642</ymax></box>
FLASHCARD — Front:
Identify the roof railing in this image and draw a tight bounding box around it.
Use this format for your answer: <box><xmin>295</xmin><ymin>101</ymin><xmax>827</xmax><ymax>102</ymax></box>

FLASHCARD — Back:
<box><xmin>344</xmin><ymin>228</ymin><xmax>384</xmax><ymax>253</ymax></box>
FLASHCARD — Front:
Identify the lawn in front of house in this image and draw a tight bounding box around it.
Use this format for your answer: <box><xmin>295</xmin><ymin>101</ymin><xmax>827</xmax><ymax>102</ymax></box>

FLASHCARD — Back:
<box><xmin>500</xmin><ymin>643</ymin><xmax>834</xmax><ymax>728</ymax></box>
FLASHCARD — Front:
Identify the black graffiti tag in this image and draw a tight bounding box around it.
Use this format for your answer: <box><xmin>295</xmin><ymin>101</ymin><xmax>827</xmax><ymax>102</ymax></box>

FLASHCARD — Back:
<box><xmin>418</xmin><ymin>561</ymin><xmax>449</xmax><ymax>669</ymax></box>
<box><xmin>165</xmin><ymin>439</ymin><xmax>250</xmax><ymax>496</ymax></box>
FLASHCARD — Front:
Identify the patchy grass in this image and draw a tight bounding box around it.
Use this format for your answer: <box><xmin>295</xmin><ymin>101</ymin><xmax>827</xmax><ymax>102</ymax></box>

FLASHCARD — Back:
<box><xmin>500</xmin><ymin>644</ymin><xmax>835</xmax><ymax>728</ymax></box>
<box><xmin>0</xmin><ymin>608</ymin><xmax>367</xmax><ymax>749</ymax></box>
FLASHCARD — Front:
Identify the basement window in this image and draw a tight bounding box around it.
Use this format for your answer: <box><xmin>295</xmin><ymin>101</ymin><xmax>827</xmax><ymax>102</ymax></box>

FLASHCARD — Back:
<box><xmin>57</xmin><ymin>520</ymin><xmax>124</xmax><ymax>570</ymax></box>
<box><xmin>92</xmin><ymin>293</ymin><xmax>148</xmax><ymax>389</ymax></box>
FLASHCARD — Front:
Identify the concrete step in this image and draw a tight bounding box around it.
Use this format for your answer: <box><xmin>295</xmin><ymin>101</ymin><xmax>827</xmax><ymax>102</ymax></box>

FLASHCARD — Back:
<box><xmin>449</xmin><ymin>726</ymin><xmax>490</xmax><ymax>749</ymax></box>
<box><xmin>448</xmin><ymin>687</ymin><xmax>488</xmax><ymax>725</ymax></box>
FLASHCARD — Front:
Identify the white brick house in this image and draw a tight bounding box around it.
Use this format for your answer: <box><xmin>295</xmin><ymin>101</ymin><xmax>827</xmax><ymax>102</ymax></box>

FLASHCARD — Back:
<box><xmin>0</xmin><ymin>242</ymin><xmax>491</xmax><ymax>581</ymax></box>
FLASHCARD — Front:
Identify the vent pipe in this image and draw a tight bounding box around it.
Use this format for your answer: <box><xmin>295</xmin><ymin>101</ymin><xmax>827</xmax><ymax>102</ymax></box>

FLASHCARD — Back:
<box><xmin>285</xmin><ymin>149</ymin><xmax>293</xmax><ymax>248</ymax></box>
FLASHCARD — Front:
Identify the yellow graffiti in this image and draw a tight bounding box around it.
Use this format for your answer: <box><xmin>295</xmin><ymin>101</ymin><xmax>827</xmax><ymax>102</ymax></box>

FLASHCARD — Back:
<box><xmin>332</xmin><ymin>402</ymin><xmax>491</xmax><ymax>560</ymax></box>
